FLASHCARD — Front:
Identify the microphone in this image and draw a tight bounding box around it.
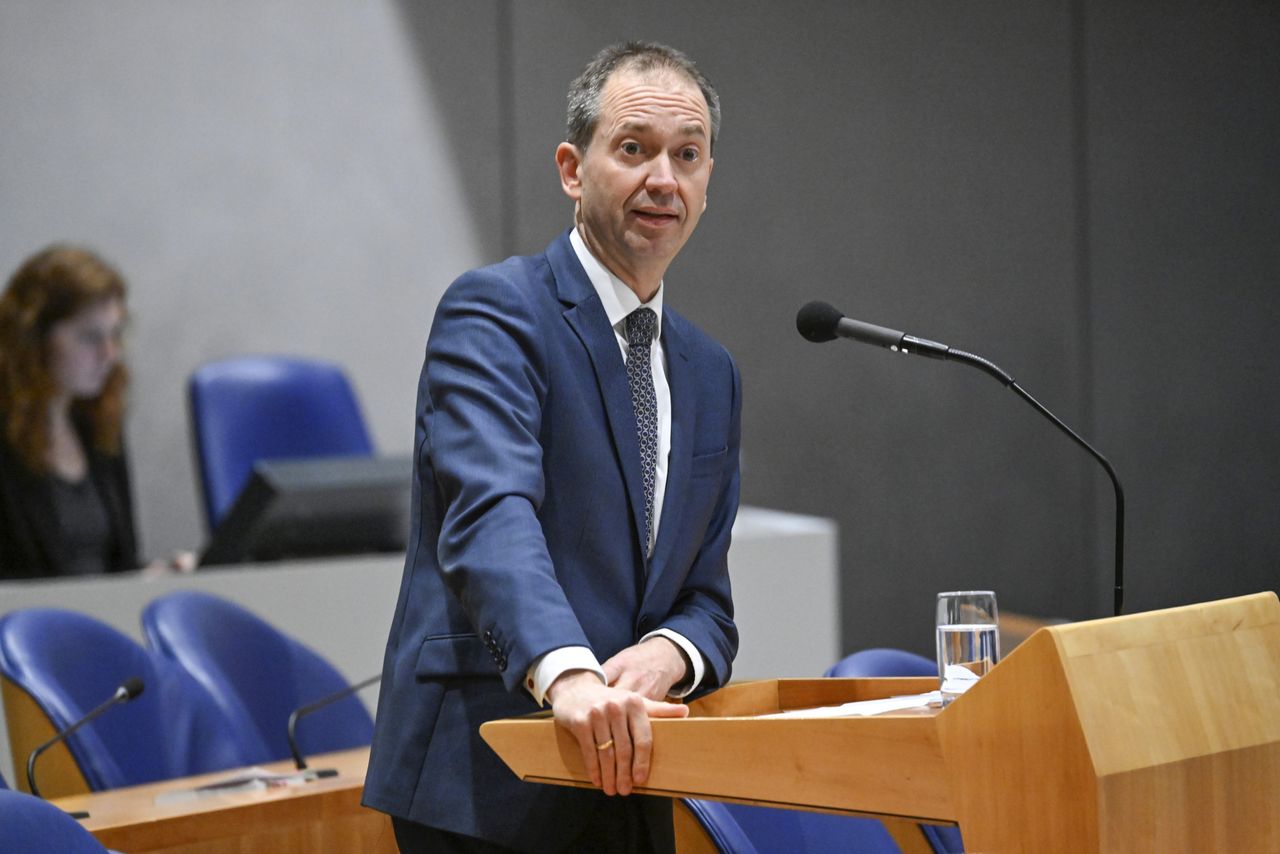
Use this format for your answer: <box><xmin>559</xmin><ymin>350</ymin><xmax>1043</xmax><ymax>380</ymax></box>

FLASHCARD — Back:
<box><xmin>797</xmin><ymin>299</ymin><xmax>948</xmax><ymax>358</ymax></box>
<box><xmin>287</xmin><ymin>674</ymin><xmax>379</xmax><ymax>770</ymax></box>
<box><xmin>27</xmin><ymin>676</ymin><xmax>144</xmax><ymax>817</ymax></box>
<box><xmin>798</xmin><ymin>300</ymin><xmax>1126</xmax><ymax>617</ymax></box>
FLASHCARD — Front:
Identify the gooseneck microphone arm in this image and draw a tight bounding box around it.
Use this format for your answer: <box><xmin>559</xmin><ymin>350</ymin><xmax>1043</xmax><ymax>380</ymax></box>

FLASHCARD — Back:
<box><xmin>27</xmin><ymin>677</ymin><xmax>144</xmax><ymax>812</ymax></box>
<box><xmin>953</xmin><ymin>348</ymin><xmax>1125</xmax><ymax>617</ymax></box>
<box><xmin>798</xmin><ymin>300</ymin><xmax>1125</xmax><ymax>617</ymax></box>
<box><xmin>287</xmin><ymin>674</ymin><xmax>380</xmax><ymax>770</ymax></box>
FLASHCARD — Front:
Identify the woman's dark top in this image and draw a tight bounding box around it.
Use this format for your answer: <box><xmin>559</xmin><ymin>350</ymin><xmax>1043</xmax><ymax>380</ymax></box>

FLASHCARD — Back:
<box><xmin>0</xmin><ymin>415</ymin><xmax>140</xmax><ymax>580</ymax></box>
<box><xmin>49</xmin><ymin>474</ymin><xmax>114</xmax><ymax>576</ymax></box>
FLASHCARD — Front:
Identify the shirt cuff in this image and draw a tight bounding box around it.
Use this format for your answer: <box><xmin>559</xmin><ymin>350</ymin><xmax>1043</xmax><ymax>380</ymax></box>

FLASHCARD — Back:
<box><xmin>641</xmin><ymin>628</ymin><xmax>704</xmax><ymax>698</ymax></box>
<box><xmin>525</xmin><ymin>646</ymin><xmax>605</xmax><ymax>707</ymax></box>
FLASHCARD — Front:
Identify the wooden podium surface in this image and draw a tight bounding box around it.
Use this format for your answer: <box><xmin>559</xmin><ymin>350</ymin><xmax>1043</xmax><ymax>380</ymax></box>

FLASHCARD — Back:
<box><xmin>50</xmin><ymin>747</ymin><xmax>395</xmax><ymax>853</ymax></box>
<box><xmin>482</xmin><ymin>593</ymin><xmax>1280</xmax><ymax>853</ymax></box>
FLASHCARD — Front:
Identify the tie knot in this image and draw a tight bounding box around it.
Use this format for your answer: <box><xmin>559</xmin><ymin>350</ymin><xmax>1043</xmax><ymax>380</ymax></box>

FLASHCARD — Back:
<box><xmin>625</xmin><ymin>308</ymin><xmax>658</xmax><ymax>348</ymax></box>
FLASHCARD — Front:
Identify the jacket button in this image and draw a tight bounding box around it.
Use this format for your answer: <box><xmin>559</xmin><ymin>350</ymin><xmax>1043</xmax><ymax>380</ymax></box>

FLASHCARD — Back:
<box><xmin>496</xmin><ymin>655</ymin><xmax>508</xmax><ymax>671</ymax></box>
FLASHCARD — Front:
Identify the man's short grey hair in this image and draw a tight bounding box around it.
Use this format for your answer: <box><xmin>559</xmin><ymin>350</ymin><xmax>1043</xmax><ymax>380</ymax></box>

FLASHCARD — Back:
<box><xmin>566</xmin><ymin>41</ymin><xmax>720</xmax><ymax>154</ymax></box>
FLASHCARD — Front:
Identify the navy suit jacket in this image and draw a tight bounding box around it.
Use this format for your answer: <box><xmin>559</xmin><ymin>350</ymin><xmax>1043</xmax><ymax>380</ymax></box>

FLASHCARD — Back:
<box><xmin>363</xmin><ymin>230</ymin><xmax>741</xmax><ymax>850</ymax></box>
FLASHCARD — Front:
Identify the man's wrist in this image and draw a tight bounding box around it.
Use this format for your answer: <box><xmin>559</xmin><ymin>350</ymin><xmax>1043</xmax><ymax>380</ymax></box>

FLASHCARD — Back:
<box><xmin>640</xmin><ymin>628</ymin><xmax>705</xmax><ymax>697</ymax></box>
<box><xmin>545</xmin><ymin>668</ymin><xmax>605</xmax><ymax>705</ymax></box>
<box><xmin>526</xmin><ymin>646</ymin><xmax>605</xmax><ymax>706</ymax></box>
<box><xmin>649</xmin><ymin>635</ymin><xmax>692</xmax><ymax>688</ymax></box>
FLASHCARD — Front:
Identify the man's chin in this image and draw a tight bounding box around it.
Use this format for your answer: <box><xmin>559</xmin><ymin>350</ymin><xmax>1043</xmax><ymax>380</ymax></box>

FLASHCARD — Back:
<box><xmin>625</xmin><ymin>229</ymin><xmax>687</xmax><ymax>257</ymax></box>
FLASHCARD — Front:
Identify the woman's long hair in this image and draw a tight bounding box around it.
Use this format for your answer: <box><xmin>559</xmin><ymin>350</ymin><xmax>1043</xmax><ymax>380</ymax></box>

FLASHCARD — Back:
<box><xmin>0</xmin><ymin>245</ymin><xmax>128</xmax><ymax>472</ymax></box>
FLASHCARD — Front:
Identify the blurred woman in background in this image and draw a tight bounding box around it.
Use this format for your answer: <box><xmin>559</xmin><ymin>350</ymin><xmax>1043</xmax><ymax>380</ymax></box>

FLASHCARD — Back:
<box><xmin>0</xmin><ymin>245</ymin><xmax>140</xmax><ymax>579</ymax></box>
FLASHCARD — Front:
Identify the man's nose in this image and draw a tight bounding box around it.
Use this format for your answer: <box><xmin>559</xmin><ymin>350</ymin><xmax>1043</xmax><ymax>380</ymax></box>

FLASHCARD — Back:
<box><xmin>645</xmin><ymin>153</ymin><xmax>678</xmax><ymax>194</ymax></box>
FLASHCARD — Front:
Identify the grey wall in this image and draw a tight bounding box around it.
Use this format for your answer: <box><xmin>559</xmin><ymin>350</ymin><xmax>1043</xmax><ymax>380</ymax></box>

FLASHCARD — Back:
<box><xmin>0</xmin><ymin>2</ymin><xmax>490</xmax><ymax>555</ymax></box>
<box><xmin>1086</xmin><ymin>3</ymin><xmax>1280</xmax><ymax>614</ymax></box>
<box><xmin>2</xmin><ymin>1</ymin><xmax>1277</xmax><ymax>660</ymax></box>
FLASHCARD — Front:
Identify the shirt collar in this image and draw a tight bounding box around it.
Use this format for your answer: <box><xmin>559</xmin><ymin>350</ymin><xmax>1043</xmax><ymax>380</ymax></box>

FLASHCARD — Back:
<box><xmin>569</xmin><ymin>227</ymin><xmax>663</xmax><ymax>338</ymax></box>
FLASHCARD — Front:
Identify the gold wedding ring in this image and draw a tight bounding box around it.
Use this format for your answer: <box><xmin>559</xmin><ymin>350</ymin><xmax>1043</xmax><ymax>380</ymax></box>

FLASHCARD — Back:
<box><xmin>595</xmin><ymin>739</ymin><xmax>614</xmax><ymax>751</ymax></box>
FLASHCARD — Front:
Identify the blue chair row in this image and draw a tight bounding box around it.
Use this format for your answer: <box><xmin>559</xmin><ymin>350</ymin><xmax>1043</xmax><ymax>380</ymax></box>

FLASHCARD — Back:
<box><xmin>682</xmin><ymin>647</ymin><xmax>964</xmax><ymax>854</ymax></box>
<box><xmin>0</xmin><ymin>592</ymin><xmax>372</xmax><ymax>796</ymax></box>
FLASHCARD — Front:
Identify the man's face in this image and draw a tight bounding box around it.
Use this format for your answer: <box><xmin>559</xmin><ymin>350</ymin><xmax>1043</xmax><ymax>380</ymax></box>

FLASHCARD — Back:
<box><xmin>557</xmin><ymin>67</ymin><xmax>714</xmax><ymax>294</ymax></box>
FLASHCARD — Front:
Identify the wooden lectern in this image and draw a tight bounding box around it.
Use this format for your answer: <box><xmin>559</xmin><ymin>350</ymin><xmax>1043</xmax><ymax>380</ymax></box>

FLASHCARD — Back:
<box><xmin>482</xmin><ymin>593</ymin><xmax>1280</xmax><ymax>852</ymax></box>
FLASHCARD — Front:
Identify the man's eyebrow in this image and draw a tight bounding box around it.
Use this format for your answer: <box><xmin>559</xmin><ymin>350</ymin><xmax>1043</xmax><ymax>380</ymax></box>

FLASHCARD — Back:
<box><xmin>615</xmin><ymin>120</ymin><xmax>708</xmax><ymax>139</ymax></box>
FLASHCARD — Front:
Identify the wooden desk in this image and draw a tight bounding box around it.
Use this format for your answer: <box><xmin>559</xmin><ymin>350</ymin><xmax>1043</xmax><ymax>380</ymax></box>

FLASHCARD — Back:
<box><xmin>50</xmin><ymin>748</ymin><xmax>396</xmax><ymax>854</ymax></box>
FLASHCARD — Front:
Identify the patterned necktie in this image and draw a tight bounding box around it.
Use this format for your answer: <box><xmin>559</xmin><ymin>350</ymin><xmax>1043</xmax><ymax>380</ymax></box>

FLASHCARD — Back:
<box><xmin>625</xmin><ymin>308</ymin><xmax>659</xmax><ymax>556</ymax></box>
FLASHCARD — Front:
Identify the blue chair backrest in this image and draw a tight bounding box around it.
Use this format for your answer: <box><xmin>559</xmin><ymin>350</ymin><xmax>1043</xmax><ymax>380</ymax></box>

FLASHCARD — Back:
<box><xmin>0</xmin><ymin>609</ymin><xmax>254</xmax><ymax>791</ymax></box>
<box><xmin>825</xmin><ymin>647</ymin><xmax>964</xmax><ymax>854</ymax></box>
<box><xmin>824</xmin><ymin>647</ymin><xmax>939</xmax><ymax>678</ymax></box>
<box><xmin>681</xmin><ymin>800</ymin><xmax>758</xmax><ymax>854</ymax></box>
<box><xmin>142</xmin><ymin>591</ymin><xmax>374</xmax><ymax>763</ymax></box>
<box><xmin>682</xmin><ymin>797</ymin><xmax>901</xmax><ymax>854</ymax></box>
<box><xmin>189</xmin><ymin>355</ymin><xmax>374</xmax><ymax>529</ymax></box>
<box><xmin>0</xmin><ymin>789</ymin><xmax>108</xmax><ymax>853</ymax></box>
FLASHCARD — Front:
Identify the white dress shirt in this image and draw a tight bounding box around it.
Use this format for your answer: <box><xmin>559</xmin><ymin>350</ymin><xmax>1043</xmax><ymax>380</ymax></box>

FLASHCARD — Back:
<box><xmin>522</xmin><ymin>228</ymin><xmax>706</xmax><ymax>705</ymax></box>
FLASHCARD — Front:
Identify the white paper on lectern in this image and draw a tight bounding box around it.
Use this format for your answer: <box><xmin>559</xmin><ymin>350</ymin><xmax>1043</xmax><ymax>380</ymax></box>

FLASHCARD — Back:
<box><xmin>755</xmin><ymin>691</ymin><xmax>942</xmax><ymax>719</ymax></box>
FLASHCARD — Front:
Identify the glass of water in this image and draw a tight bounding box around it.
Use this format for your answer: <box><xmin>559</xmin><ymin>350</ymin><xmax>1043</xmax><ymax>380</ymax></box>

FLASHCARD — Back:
<box><xmin>935</xmin><ymin>590</ymin><xmax>1000</xmax><ymax>705</ymax></box>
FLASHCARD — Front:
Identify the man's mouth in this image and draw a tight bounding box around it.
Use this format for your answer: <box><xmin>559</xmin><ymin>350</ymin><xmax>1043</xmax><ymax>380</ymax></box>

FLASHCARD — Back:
<box><xmin>632</xmin><ymin>209</ymin><xmax>680</xmax><ymax>226</ymax></box>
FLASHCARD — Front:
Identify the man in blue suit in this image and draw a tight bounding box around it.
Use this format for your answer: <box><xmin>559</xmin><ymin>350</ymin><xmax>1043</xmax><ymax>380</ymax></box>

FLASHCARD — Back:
<box><xmin>364</xmin><ymin>41</ymin><xmax>741</xmax><ymax>853</ymax></box>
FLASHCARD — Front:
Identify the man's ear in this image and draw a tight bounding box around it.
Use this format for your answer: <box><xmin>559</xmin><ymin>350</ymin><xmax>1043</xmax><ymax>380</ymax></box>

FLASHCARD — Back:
<box><xmin>556</xmin><ymin>142</ymin><xmax>584</xmax><ymax>201</ymax></box>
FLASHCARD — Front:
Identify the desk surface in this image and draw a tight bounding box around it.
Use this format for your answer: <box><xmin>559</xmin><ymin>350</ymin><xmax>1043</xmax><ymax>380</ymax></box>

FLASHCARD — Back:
<box><xmin>51</xmin><ymin>747</ymin><xmax>395</xmax><ymax>854</ymax></box>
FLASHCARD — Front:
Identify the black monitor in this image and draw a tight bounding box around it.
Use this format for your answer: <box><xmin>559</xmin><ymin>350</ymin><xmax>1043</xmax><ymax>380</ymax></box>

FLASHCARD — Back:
<box><xmin>200</xmin><ymin>454</ymin><xmax>412</xmax><ymax>567</ymax></box>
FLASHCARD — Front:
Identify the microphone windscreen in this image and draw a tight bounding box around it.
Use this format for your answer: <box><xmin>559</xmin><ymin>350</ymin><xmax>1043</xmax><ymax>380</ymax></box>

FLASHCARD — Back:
<box><xmin>120</xmin><ymin>677</ymin><xmax>145</xmax><ymax>700</ymax></box>
<box><xmin>796</xmin><ymin>301</ymin><xmax>845</xmax><ymax>342</ymax></box>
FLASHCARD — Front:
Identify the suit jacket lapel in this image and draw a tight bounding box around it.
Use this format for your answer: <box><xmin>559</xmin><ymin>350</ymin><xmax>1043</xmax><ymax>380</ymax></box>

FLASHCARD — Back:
<box><xmin>548</xmin><ymin>233</ymin><xmax>650</xmax><ymax>557</ymax></box>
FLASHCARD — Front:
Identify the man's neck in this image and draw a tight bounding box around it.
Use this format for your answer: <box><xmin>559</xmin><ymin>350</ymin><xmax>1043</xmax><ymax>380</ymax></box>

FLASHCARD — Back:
<box><xmin>575</xmin><ymin>222</ymin><xmax>664</xmax><ymax>303</ymax></box>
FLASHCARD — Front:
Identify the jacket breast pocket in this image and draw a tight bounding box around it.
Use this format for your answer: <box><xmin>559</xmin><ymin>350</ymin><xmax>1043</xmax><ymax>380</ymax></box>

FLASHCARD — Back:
<box><xmin>414</xmin><ymin>632</ymin><xmax>498</xmax><ymax>679</ymax></box>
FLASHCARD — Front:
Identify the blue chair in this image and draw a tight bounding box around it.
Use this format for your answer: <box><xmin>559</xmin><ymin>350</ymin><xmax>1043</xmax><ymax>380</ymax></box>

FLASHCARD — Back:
<box><xmin>142</xmin><ymin>590</ymin><xmax>374</xmax><ymax>764</ymax></box>
<box><xmin>680</xmin><ymin>800</ymin><xmax>756</xmax><ymax>853</ymax></box>
<box><xmin>0</xmin><ymin>608</ymin><xmax>255</xmax><ymax>793</ymax></box>
<box><xmin>681</xmin><ymin>797</ymin><xmax>902</xmax><ymax>854</ymax></box>
<box><xmin>0</xmin><ymin>769</ymin><xmax>8</xmax><ymax>788</ymax></box>
<box><xmin>826</xmin><ymin>648</ymin><xmax>964</xmax><ymax>854</ymax></box>
<box><xmin>825</xmin><ymin>647</ymin><xmax>939</xmax><ymax>678</ymax></box>
<box><xmin>0</xmin><ymin>789</ymin><xmax>109</xmax><ymax>853</ymax></box>
<box><xmin>189</xmin><ymin>355</ymin><xmax>374</xmax><ymax>529</ymax></box>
